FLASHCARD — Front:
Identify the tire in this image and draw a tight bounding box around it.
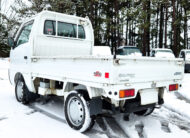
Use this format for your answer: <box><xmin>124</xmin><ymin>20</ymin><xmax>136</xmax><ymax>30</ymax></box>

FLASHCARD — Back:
<box><xmin>64</xmin><ymin>91</ymin><xmax>94</xmax><ymax>132</ymax></box>
<box><xmin>134</xmin><ymin>107</ymin><xmax>154</xmax><ymax>116</ymax></box>
<box><xmin>15</xmin><ymin>76</ymin><xmax>38</xmax><ymax>104</ymax></box>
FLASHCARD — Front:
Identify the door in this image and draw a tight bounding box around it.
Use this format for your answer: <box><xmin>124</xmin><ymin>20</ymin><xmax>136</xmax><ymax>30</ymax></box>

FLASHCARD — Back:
<box><xmin>10</xmin><ymin>21</ymin><xmax>34</xmax><ymax>84</ymax></box>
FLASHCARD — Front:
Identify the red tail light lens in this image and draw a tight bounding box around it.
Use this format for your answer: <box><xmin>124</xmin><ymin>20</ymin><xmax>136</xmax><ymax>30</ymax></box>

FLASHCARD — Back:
<box><xmin>105</xmin><ymin>72</ymin><xmax>109</xmax><ymax>78</ymax></box>
<box><xmin>119</xmin><ymin>89</ymin><xmax>135</xmax><ymax>98</ymax></box>
<box><xmin>169</xmin><ymin>84</ymin><xmax>178</xmax><ymax>91</ymax></box>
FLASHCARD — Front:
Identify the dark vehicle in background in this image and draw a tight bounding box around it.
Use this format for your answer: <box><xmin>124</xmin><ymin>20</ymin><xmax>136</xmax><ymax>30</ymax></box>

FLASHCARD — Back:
<box><xmin>116</xmin><ymin>46</ymin><xmax>142</xmax><ymax>57</ymax></box>
<box><xmin>179</xmin><ymin>49</ymin><xmax>190</xmax><ymax>73</ymax></box>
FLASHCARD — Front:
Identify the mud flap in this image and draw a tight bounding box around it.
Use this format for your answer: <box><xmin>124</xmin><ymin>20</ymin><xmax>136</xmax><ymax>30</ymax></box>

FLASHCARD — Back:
<box><xmin>89</xmin><ymin>97</ymin><xmax>102</xmax><ymax>116</ymax></box>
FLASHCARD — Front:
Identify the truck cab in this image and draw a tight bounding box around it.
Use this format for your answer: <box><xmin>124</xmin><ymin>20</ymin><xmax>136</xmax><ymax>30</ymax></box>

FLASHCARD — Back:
<box><xmin>179</xmin><ymin>49</ymin><xmax>190</xmax><ymax>73</ymax></box>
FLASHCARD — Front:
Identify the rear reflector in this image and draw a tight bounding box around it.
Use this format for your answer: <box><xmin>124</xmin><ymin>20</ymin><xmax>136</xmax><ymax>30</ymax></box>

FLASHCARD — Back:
<box><xmin>119</xmin><ymin>89</ymin><xmax>135</xmax><ymax>98</ymax></box>
<box><xmin>169</xmin><ymin>84</ymin><xmax>178</xmax><ymax>91</ymax></box>
<box><xmin>105</xmin><ymin>72</ymin><xmax>109</xmax><ymax>78</ymax></box>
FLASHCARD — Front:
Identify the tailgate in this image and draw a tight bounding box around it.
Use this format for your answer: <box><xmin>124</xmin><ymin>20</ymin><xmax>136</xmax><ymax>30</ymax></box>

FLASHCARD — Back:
<box><xmin>112</xmin><ymin>56</ymin><xmax>184</xmax><ymax>84</ymax></box>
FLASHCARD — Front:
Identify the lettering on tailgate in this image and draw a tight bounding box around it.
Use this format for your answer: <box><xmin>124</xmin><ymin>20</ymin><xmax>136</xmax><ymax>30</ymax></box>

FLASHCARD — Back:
<box><xmin>119</xmin><ymin>73</ymin><xmax>135</xmax><ymax>78</ymax></box>
<box><xmin>174</xmin><ymin>72</ymin><xmax>182</xmax><ymax>76</ymax></box>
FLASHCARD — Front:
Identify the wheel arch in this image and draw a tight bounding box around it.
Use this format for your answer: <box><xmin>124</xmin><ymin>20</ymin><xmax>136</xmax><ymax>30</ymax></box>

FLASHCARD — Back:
<box><xmin>64</xmin><ymin>82</ymin><xmax>103</xmax><ymax>99</ymax></box>
<box><xmin>14</xmin><ymin>72</ymin><xmax>35</xmax><ymax>92</ymax></box>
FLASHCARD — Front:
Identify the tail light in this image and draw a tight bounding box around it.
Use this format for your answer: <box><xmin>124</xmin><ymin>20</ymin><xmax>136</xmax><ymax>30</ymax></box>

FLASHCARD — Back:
<box><xmin>169</xmin><ymin>84</ymin><xmax>178</xmax><ymax>91</ymax></box>
<box><xmin>119</xmin><ymin>89</ymin><xmax>135</xmax><ymax>98</ymax></box>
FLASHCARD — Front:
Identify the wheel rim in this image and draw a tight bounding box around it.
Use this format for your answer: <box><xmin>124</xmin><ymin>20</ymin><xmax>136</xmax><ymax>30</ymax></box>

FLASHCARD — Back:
<box><xmin>16</xmin><ymin>81</ymin><xmax>24</xmax><ymax>101</ymax></box>
<box><xmin>67</xmin><ymin>96</ymin><xmax>85</xmax><ymax>126</ymax></box>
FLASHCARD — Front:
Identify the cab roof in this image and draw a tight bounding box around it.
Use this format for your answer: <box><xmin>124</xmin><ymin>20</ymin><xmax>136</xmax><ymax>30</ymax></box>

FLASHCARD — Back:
<box><xmin>152</xmin><ymin>48</ymin><xmax>172</xmax><ymax>51</ymax></box>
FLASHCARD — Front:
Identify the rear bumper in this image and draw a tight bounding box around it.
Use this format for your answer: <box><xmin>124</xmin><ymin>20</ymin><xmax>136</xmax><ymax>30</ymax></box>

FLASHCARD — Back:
<box><xmin>124</xmin><ymin>102</ymin><xmax>155</xmax><ymax>113</ymax></box>
<box><xmin>103</xmin><ymin>80</ymin><xmax>182</xmax><ymax>101</ymax></box>
<box><xmin>104</xmin><ymin>95</ymin><xmax>164</xmax><ymax>114</ymax></box>
<box><xmin>123</xmin><ymin>97</ymin><xmax>164</xmax><ymax>113</ymax></box>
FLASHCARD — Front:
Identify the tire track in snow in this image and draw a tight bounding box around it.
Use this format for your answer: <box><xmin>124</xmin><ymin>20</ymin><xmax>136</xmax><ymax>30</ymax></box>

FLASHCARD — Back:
<box><xmin>175</xmin><ymin>92</ymin><xmax>190</xmax><ymax>104</ymax></box>
<box><xmin>160</xmin><ymin>121</ymin><xmax>171</xmax><ymax>133</ymax></box>
<box><xmin>151</xmin><ymin>108</ymin><xmax>190</xmax><ymax>133</ymax></box>
<box><xmin>95</xmin><ymin>117</ymin><xmax>120</xmax><ymax>138</ymax></box>
<box><xmin>85</xmin><ymin>129</ymin><xmax>111</xmax><ymax>138</ymax></box>
<box><xmin>0</xmin><ymin>116</ymin><xmax>7</xmax><ymax>121</ymax></box>
<box><xmin>135</xmin><ymin>122</ymin><xmax>145</xmax><ymax>138</ymax></box>
<box><xmin>95</xmin><ymin>116</ymin><xmax>125</xmax><ymax>138</ymax></box>
<box><xmin>29</xmin><ymin>104</ymin><xmax>67</xmax><ymax>124</ymax></box>
<box><xmin>96</xmin><ymin>117</ymin><xmax>107</xmax><ymax>132</ymax></box>
<box><xmin>25</xmin><ymin>109</ymin><xmax>38</xmax><ymax>115</ymax></box>
<box><xmin>29</xmin><ymin>101</ymin><xmax>121</xmax><ymax>138</ymax></box>
<box><xmin>104</xmin><ymin>116</ymin><xmax>130</xmax><ymax>138</ymax></box>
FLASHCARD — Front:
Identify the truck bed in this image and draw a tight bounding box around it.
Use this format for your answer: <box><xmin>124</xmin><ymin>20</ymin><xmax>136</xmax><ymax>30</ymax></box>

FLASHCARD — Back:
<box><xmin>31</xmin><ymin>55</ymin><xmax>184</xmax><ymax>86</ymax></box>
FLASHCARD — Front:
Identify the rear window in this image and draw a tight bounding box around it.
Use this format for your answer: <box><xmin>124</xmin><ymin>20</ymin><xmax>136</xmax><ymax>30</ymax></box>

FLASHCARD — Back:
<box><xmin>117</xmin><ymin>47</ymin><xmax>141</xmax><ymax>55</ymax></box>
<box><xmin>58</xmin><ymin>22</ymin><xmax>85</xmax><ymax>39</ymax></box>
<box><xmin>44</xmin><ymin>20</ymin><xmax>56</xmax><ymax>35</ymax></box>
<box><xmin>58</xmin><ymin>22</ymin><xmax>76</xmax><ymax>38</ymax></box>
<box><xmin>44</xmin><ymin>20</ymin><xmax>86</xmax><ymax>39</ymax></box>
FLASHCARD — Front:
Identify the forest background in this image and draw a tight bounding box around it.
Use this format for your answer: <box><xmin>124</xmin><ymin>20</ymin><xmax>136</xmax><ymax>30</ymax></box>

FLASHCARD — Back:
<box><xmin>0</xmin><ymin>0</ymin><xmax>190</xmax><ymax>57</ymax></box>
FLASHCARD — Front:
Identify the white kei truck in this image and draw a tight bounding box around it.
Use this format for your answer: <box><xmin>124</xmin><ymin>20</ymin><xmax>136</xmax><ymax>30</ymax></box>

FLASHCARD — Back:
<box><xmin>8</xmin><ymin>11</ymin><xmax>184</xmax><ymax>132</ymax></box>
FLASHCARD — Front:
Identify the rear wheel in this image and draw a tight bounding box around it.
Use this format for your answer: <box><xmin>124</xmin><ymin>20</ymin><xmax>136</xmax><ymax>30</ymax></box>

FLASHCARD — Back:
<box><xmin>134</xmin><ymin>107</ymin><xmax>154</xmax><ymax>116</ymax></box>
<box><xmin>64</xmin><ymin>91</ymin><xmax>94</xmax><ymax>132</ymax></box>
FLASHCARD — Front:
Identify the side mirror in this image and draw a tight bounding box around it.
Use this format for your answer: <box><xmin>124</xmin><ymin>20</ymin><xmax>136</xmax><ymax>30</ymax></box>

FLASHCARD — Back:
<box><xmin>8</xmin><ymin>37</ymin><xmax>15</xmax><ymax>48</ymax></box>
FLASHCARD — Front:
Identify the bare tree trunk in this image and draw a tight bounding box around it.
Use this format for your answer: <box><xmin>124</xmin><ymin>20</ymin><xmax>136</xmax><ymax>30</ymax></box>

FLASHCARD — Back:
<box><xmin>147</xmin><ymin>0</ymin><xmax>150</xmax><ymax>56</ymax></box>
<box><xmin>159</xmin><ymin>4</ymin><xmax>164</xmax><ymax>48</ymax></box>
<box><xmin>172</xmin><ymin>0</ymin><xmax>177</xmax><ymax>56</ymax></box>
<box><xmin>142</xmin><ymin>1</ymin><xmax>147</xmax><ymax>56</ymax></box>
<box><xmin>184</xmin><ymin>8</ymin><xmax>188</xmax><ymax>49</ymax></box>
<box><xmin>125</xmin><ymin>0</ymin><xmax>129</xmax><ymax>45</ymax></box>
<box><xmin>165</xmin><ymin>3</ymin><xmax>168</xmax><ymax>48</ymax></box>
<box><xmin>155</xmin><ymin>5</ymin><xmax>159</xmax><ymax>48</ymax></box>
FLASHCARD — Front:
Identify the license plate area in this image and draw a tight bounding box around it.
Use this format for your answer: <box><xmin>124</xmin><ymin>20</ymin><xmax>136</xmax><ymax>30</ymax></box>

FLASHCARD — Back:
<box><xmin>139</xmin><ymin>89</ymin><xmax>158</xmax><ymax>105</ymax></box>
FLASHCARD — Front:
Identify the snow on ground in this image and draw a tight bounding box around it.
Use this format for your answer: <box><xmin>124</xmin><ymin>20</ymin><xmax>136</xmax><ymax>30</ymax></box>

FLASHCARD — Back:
<box><xmin>164</xmin><ymin>92</ymin><xmax>190</xmax><ymax>119</ymax></box>
<box><xmin>0</xmin><ymin>58</ymin><xmax>190</xmax><ymax>138</ymax></box>
<box><xmin>115</xmin><ymin>111</ymin><xmax>190</xmax><ymax>138</ymax></box>
<box><xmin>163</xmin><ymin>73</ymin><xmax>190</xmax><ymax>119</ymax></box>
<box><xmin>178</xmin><ymin>74</ymin><xmax>190</xmax><ymax>100</ymax></box>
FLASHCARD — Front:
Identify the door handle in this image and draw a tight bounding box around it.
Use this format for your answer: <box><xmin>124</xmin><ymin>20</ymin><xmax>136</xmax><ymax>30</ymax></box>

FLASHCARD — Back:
<box><xmin>24</xmin><ymin>56</ymin><xmax>28</xmax><ymax>59</ymax></box>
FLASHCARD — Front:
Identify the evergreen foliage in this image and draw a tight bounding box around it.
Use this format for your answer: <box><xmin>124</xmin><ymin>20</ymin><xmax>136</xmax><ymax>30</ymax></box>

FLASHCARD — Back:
<box><xmin>1</xmin><ymin>0</ymin><xmax>190</xmax><ymax>57</ymax></box>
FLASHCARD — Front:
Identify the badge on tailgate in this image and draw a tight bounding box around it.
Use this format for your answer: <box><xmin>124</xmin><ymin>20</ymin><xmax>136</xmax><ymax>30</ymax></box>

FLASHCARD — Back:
<box><xmin>139</xmin><ymin>89</ymin><xmax>158</xmax><ymax>105</ymax></box>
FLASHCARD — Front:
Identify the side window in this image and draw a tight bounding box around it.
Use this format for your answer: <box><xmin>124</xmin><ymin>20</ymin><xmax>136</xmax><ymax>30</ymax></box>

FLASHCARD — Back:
<box><xmin>152</xmin><ymin>50</ymin><xmax>155</xmax><ymax>57</ymax></box>
<box><xmin>58</xmin><ymin>22</ymin><xmax>76</xmax><ymax>38</ymax></box>
<box><xmin>179</xmin><ymin>52</ymin><xmax>183</xmax><ymax>58</ymax></box>
<box><xmin>78</xmin><ymin>25</ymin><xmax>85</xmax><ymax>39</ymax></box>
<box><xmin>179</xmin><ymin>52</ymin><xmax>182</xmax><ymax>58</ymax></box>
<box><xmin>16</xmin><ymin>21</ymin><xmax>33</xmax><ymax>47</ymax></box>
<box><xmin>181</xmin><ymin>52</ymin><xmax>185</xmax><ymax>58</ymax></box>
<box><xmin>44</xmin><ymin>20</ymin><xmax>56</xmax><ymax>35</ymax></box>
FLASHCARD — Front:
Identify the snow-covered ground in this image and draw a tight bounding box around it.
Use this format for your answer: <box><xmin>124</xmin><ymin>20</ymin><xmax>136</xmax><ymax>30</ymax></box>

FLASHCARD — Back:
<box><xmin>0</xmin><ymin>58</ymin><xmax>190</xmax><ymax>138</ymax></box>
